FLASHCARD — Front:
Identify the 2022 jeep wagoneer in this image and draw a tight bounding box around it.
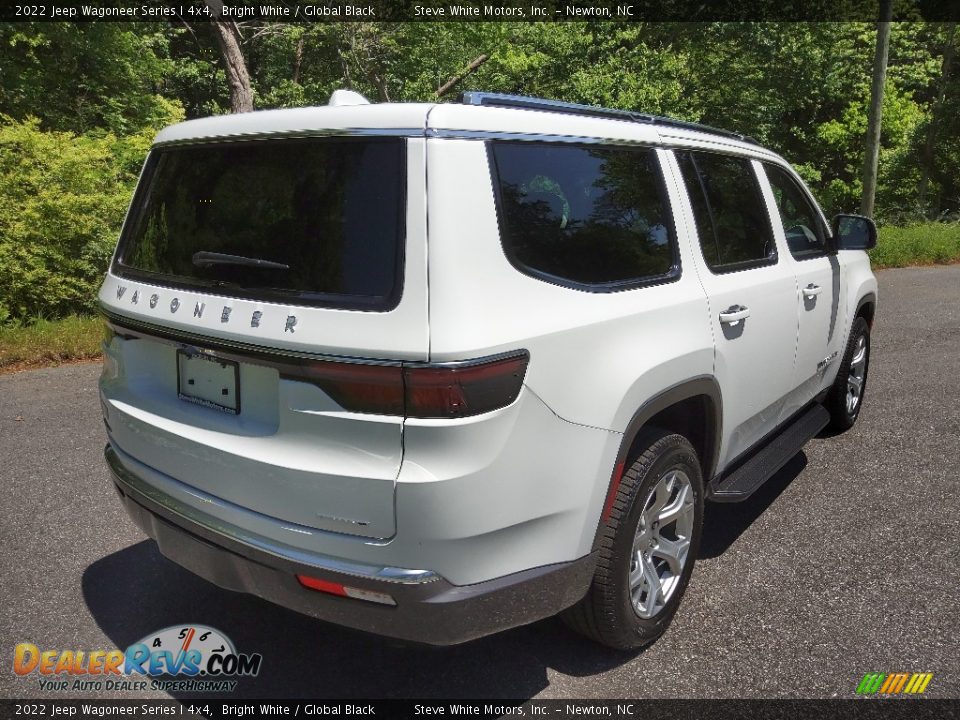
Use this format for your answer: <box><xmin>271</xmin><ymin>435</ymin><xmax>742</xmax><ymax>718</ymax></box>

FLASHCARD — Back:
<box><xmin>99</xmin><ymin>91</ymin><xmax>877</xmax><ymax>649</ymax></box>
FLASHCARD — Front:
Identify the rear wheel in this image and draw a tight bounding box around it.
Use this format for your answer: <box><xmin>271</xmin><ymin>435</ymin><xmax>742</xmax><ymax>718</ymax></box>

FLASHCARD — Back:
<box><xmin>562</xmin><ymin>430</ymin><xmax>703</xmax><ymax>650</ymax></box>
<box><xmin>826</xmin><ymin>316</ymin><xmax>870</xmax><ymax>431</ymax></box>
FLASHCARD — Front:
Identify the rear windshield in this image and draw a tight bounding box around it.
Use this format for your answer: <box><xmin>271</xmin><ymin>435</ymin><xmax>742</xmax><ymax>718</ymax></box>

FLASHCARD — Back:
<box><xmin>114</xmin><ymin>137</ymin><xmax>405</xmax><ymax>310</ymax></box>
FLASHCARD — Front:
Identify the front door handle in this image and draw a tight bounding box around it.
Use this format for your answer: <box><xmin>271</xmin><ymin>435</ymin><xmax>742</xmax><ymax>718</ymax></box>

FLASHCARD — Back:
<box><xmin>802</xmin><ymin>283</ymin><xmax>822</xmax><ymax>298</ymax></box>
<box><xmin>719</xmin><ymin>304</ymin><xmax>750</xmax><ymax>325</ymax></box>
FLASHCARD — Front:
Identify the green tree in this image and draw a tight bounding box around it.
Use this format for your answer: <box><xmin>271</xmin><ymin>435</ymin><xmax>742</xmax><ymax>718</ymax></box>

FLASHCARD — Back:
<box><xmin>0</xmin><ymin>22</ymin><xmax>180</xmax><ymax>133</ymax></box>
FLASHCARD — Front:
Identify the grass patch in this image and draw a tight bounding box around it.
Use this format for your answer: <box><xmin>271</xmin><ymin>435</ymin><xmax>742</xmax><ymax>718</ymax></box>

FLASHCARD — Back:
<box><xmin>871</xmin><ymin>222</ymin><xmax>960</xmax><ymax>269</ymax></box>
<box><xmin>0</xmin><ymin>315</ymin><xmax>103</xmax><ymax>373</ymax></box>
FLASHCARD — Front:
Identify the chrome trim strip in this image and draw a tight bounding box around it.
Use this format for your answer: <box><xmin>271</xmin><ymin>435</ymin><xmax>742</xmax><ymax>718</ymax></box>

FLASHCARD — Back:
<box><xmin>102</xmin><ymin>306</ymin><xmax>528</xmax><ymax>371</ymax></box>
<box><xmin>102</xmin><ymin>306</ymin><xmax>404</xmax><ymax>366</ymax></box>
<box><xmin>105</xmin><ymin>444</ymin><xmax>440</xmax><ymax>585</ymax></box>
<box><xmin>154</xmin><ymin>125</ymin><xmax>661</xmax><ymax>149</ymax></box>
<box><xmin>152</xmin><ymin>127</ymin><xmax>426</xmax><ymax>148</ymax></box>
<box><xmin>150</xmin><ymin>125</ymin><xmax>773</xmax><ymax>158</ymax></box>
<box><xmin>427</xmin><ymin>128</ymin><xmax>781</xmax><ymax>162</ymax></box>
<box><xmin>426</xmin><ymin>127</ymin><xmax>660</xmax><ymax>147</ymax></box>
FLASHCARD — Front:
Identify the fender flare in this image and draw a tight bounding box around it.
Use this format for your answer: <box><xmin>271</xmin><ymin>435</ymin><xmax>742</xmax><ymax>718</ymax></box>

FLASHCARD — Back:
<box><xmin>856</xmin><ymin>292</ymin><xmax>877</xmax><ymax>327</ymax></box>
<box><xmin>591</xmin><ymin>376</ymin><xmax>722</xmax><ymax>549</ymax></box>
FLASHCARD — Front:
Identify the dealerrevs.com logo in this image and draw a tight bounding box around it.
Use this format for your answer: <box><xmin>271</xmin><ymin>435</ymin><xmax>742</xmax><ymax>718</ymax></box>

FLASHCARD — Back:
<box><xmin>13</xmin><ymin>625</ymin><xmax>262</xmax><ymax>693</ymax></box>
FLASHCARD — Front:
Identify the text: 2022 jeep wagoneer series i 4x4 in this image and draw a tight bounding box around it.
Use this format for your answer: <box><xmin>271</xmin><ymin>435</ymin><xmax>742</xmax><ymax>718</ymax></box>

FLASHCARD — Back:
<box><xmin>99</xmin><ymin>91</ymin><xmax>877</xmax><ymax>649</ymax></box>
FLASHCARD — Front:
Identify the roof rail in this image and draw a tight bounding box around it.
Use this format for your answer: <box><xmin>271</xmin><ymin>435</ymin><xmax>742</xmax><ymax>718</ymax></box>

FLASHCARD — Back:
<box><xmin>459</xmin><ymin>92</ymin><xmax>759</xmax><ymax>146</ymax></box>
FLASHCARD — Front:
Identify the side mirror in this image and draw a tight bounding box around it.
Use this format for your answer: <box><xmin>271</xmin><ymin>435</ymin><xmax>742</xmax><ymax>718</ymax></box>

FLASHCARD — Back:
<box><xmin>831</xmin><ymin>214</ymin><xmax>877</xmax><ymax>250</ymax></box>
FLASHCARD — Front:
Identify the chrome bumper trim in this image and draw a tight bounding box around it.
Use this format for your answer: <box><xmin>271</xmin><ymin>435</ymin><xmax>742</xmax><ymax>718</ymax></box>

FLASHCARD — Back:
<box><xmin>104</xmin><ymin>444</ymin><xmax>439</xmax><ymax>585</ymax></box>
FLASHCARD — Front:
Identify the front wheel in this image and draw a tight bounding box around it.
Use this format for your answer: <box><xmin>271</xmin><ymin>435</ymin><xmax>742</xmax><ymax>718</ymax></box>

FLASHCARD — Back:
<box><xmin>562</xmin><ymin>431</ymin><xmax>703</xmax><ymax>650</ymax></box>
<box><xmin>826</xmin><ymin>316</ymin><xmax>871</xmax><ymax>431</ymax></box>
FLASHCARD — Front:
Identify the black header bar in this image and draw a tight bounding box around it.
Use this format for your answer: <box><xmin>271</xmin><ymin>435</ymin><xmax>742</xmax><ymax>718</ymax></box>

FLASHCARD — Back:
<box><xmin>1</xmin><ymin>0</ymin><xmax>959</xmax><ymax>23</ymax></box>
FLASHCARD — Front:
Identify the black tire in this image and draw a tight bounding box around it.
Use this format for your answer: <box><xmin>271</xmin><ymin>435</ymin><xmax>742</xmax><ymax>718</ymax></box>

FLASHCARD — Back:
<box><xmin>561</xmin><ymin>430</ymin><xmax>704</xmax><ymax>650</ymax></box>
<box><xmin>826</xmin><ymin>315</ymin><xmax>871</xmax><ymax>432</ymax></box>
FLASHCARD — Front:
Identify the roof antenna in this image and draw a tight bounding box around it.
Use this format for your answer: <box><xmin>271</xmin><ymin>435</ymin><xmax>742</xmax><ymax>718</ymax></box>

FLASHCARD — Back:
<box><xmin>328</xmin><ymin>89</ymin><xmax>371</xmax><ymax>107</ymax></box>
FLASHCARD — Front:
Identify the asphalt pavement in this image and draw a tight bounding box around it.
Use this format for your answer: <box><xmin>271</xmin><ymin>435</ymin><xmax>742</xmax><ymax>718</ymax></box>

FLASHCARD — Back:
<box><xmin>1</xmin><ymin>265</ymin><xmax>958</xmax><ymax>700</ymax></box>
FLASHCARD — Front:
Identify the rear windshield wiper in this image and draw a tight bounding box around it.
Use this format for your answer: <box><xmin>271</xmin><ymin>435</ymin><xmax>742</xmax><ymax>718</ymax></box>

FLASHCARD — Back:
<box><xmin>192</xmin><ymin>251</ymin><xmax>290</xmax><ymax>271</ymax></box>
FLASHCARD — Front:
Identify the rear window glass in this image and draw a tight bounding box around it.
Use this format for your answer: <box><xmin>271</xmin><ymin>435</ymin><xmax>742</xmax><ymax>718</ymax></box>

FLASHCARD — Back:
<box><xmin>114</xmin><ymin>137</ymin><xmax>405</xmax><ymax>310</ymax></box>
<box><xmin>489</xmin><ymin>142</ymin><xmax>678</xmax><ymax>290</ymax></box>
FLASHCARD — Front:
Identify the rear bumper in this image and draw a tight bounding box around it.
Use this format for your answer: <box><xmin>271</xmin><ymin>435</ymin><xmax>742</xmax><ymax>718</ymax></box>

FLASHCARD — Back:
<box><xmin>105</xmin><ymin>444</ymin><xmax>596</xmax><ymax>645</ymax></box>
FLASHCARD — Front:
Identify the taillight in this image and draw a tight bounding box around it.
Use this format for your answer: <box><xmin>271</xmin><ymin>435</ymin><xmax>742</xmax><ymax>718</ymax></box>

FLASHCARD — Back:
<box><xmin>287</xmin><ymin>361</ymin><xmax>404</xmax><ymax>415</ymax></box>
<box><xmin>283</xmin><ymin>352</ymin><xmax>529</xmax><ymax>418</ymax></box>
<box><xmin>404</xmin><ymin>353</ymin><xmax>529</xmax><ymax>418</ymax></box>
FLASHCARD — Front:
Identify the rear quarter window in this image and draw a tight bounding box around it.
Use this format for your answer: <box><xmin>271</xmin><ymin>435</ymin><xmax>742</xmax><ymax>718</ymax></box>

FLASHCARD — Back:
<box><xmin>489</xmin><ymin>141</ymin><xmax>679</xmax><ymax>291</ymax></box>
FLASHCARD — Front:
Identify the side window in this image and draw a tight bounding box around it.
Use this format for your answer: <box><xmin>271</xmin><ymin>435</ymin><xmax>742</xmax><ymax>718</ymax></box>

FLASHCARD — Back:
<box><xmin>489</xmin><ymin>141</ymin><xmax>678</xmax><ymax>290</ymax></box>
<box><xmin>676</xmin><ymin>151</ymin><xmax>777</xmax><ymax>273</ymax></box>
<box><xmin>763</xmin><ymin>163</ymin><xmax>828</xmax><ymax>259</ymax></box>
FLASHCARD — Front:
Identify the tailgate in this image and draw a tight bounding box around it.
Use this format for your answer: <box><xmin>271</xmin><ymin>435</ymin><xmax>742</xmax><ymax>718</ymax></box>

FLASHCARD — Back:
<box><xmin>101</xmin><ymin>329</ymin><xmax>403</xmax><ymax>538</ymax></box>
<box><xmin>98</xmin><ymin>134</ymin><xmax>429</xmax><ymax>540</ymax></box>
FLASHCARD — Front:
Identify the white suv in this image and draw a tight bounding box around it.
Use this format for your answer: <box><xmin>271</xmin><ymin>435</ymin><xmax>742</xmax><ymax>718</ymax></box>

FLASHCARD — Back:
<box><xmin>99</xmin><ymin>92</ymin><xmax>878</xmax><ymax>649</ymax></box>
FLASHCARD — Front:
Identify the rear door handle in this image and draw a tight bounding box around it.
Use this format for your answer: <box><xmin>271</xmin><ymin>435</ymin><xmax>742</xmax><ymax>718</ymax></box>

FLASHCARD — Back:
<box><xmin>718</xmin><ymin>305</ymin><xmax>750</xmax><ymax>325</ymax></box>
<box><xmin>802</xmin><ymin>283</ymin><xmax>822</xmax><ymax>298</ymax></box>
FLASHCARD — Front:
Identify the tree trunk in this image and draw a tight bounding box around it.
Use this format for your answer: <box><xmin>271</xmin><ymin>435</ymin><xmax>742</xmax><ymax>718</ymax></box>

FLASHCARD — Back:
<box><xmin>368</xmin><ymin>71</ymin><xmax>391</xmax><ymax>102</ymax></box>
<box><xmin>292</xmin><ymin>35</ymin><xmax>305</xmax><ymax>85</ymax></box>
<box><xmin>205</xmin><ymin>0</ymin><xmax>253</xmax><ymax>113</ymax></box>
<box><xmin>860</xmin><ymin>0</ymin><xmax>893</xmax><ymax>217</ymax></box>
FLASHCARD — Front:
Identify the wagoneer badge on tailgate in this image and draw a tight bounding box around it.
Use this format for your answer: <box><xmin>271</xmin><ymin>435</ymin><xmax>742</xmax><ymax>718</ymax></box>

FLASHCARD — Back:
<box><xmin>115</xmin><ymin>284</ymin><xmax>297</xmax><ymax>332</ymax></box>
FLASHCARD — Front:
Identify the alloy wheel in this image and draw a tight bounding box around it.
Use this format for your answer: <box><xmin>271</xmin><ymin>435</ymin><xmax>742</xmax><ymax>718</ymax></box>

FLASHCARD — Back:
<box><xmin>629</xmin><ymin>469</ymin><xmax>695</xmax><ymax>619</ymax></box>
<box><xmin>846</xmin><ymin>334</ymin><xmax>868</xmax><ymax>415</ymax></box>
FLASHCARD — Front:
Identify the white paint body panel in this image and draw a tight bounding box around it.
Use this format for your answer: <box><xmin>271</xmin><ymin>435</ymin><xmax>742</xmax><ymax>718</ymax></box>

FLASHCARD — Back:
<box><xmin>662</xmin><ymin>152</ymin><xmax>800</xmax><ymax>467</ymax></box>
<box><xmin>152</xmin><ymin>104</ymin><xmax>433</xmax><ymax>146</ymax></box>
<box><xmin>99</xmin><ymin>100</ymin><xmax>877</xmax><ymax>587</ymax></box>
<box><xmin>425</xmin><ymin>142</ymin><xmax>713</xmax><ymax>435</ymax></box>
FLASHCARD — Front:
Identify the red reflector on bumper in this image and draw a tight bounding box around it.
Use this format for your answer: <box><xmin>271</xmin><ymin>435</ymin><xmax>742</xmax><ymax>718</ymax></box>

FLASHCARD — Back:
<box><xmin>296</xmin><ymin>575</ymin><xmax>347</xmax><ymax>596</ymax></box>
<box><xmin>296</xmin><ymin>574</ymin><xmax>397</xmax><ymax>606</ymax></box>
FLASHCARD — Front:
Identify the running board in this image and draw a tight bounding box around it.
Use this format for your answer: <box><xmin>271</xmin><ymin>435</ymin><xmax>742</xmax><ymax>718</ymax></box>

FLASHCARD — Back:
<box><xmin>707</xmin><ymin>404</ymin><xmax>830</xmax><ymax>502</ymax></box>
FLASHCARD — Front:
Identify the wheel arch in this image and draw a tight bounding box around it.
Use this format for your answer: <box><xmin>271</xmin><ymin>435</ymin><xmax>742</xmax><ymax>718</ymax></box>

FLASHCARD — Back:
<box><xmin>856</xmin><ymin>292</ymin><xmax>877</xmax><ymax>329</ymax></box>
<box><xmin>592</xmin><ymin>376</ymin><xmax>722</xmax><ymax>550</ymax></box>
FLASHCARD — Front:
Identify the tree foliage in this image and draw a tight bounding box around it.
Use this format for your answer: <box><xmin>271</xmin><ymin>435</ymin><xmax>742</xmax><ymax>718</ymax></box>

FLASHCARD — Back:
<box><xmin>0</xmin><ymin>115</ymin><xmax>178</xmax><ymax>322</ymax></box>
<box><xmin>0</xmin><ymin>20</ymin><xmax>958</xmax><ymax>323</ymax></box>
<box><xmin>0</xmin><ymin>22</ymin><xmax>181</xmax><ymax>134</ymax></box>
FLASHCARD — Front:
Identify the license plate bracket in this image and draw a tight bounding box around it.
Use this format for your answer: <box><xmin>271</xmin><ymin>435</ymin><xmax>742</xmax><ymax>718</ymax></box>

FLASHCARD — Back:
<box><xmin>176</xmin><ymin>350</ymin><xmax>240</xmax><ymax>414</ymax></box>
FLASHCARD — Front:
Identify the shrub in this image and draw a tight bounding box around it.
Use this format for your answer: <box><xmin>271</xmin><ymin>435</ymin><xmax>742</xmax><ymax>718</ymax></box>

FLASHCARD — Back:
<box><xmin>871</xmin><ymin>222</ymin><xmax>960</xmax><ymax>268</ymax></box>
<box><xmin>0</xmin><ymin>116</ymin><xmax>160</xmax><ymax>322</ymax></box>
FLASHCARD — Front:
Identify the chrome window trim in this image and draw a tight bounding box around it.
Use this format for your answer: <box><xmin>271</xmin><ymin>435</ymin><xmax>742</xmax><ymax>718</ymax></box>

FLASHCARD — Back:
<box><xmin>427</xmin><ymin>127</ymin><xmax>660</xmax><ymax>148</ymax></box>
<box><xmin>152</xmin><ymin>126</ymin><xmax>777</xmax><ymax>161</ymax></box>
<box><xmin>154</xmin><ymin>127</ymin><xmax>662</xmax><ymax>149</ymax></box>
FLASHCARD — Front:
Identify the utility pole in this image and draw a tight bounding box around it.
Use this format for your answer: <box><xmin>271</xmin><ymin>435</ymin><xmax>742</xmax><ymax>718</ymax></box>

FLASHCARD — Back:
<box><xmin>861</xmin><ymin>0</ymin><xmax>893</xmax><ymax>217</ymax></box>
